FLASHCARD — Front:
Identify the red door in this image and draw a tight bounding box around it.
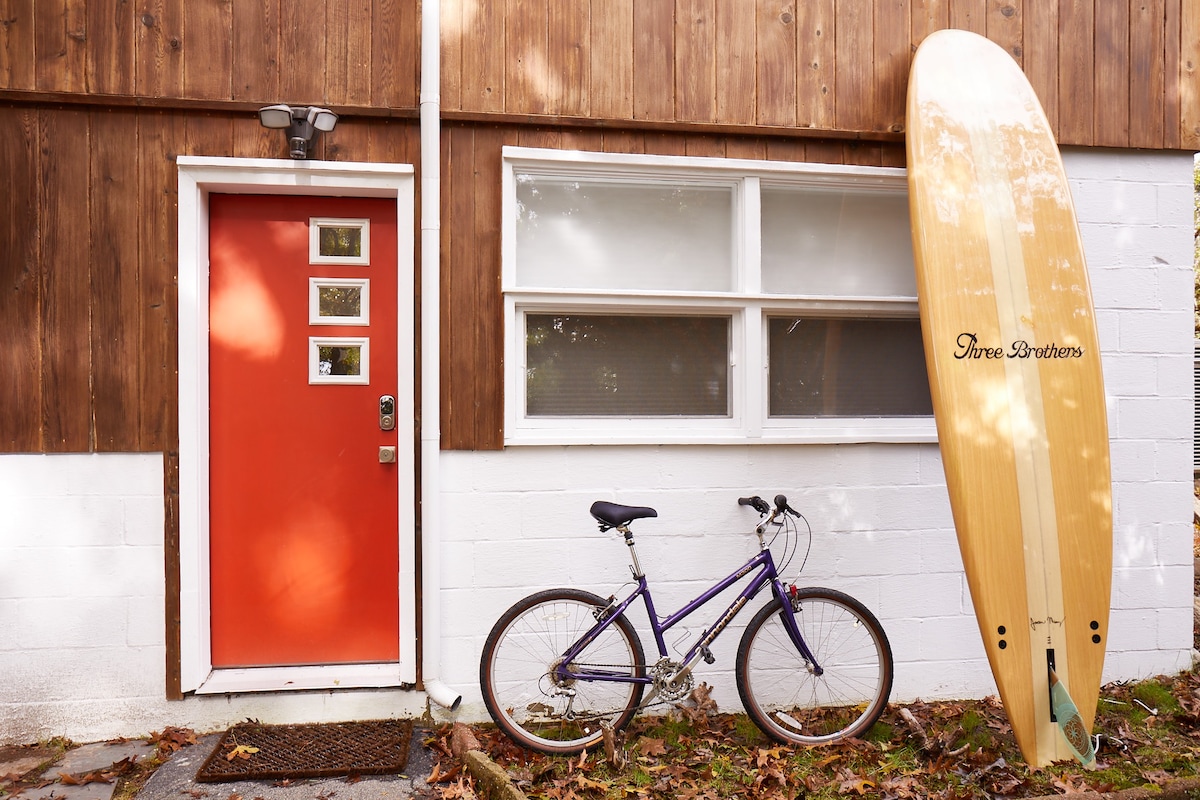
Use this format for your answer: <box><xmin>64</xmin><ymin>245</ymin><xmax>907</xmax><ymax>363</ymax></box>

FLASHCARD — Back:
<box><xmin>208</xmin><ymin>194</ymin><xmax>400</xmax><ymax>668</ymax></box>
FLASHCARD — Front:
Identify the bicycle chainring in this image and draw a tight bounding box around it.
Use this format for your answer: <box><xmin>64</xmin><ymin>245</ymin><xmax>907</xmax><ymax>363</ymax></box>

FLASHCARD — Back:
<box><xmin>651</xmin><ymin>659</ymin><xmax>694</xmax><ymax>702</ymax></box>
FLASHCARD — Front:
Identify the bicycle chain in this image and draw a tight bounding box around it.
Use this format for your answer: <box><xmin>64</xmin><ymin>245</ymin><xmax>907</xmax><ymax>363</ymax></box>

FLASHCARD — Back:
<box><xmin>565</xmin><ymin>661</ymin><xmax>694</xmax><ymax>708</ymax></box>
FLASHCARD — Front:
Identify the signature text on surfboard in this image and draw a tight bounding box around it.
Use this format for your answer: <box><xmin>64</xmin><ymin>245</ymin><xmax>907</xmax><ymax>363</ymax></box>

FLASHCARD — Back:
<box><xmin>953</xmin><ymin>333</ymin><xmax>1084</xmax><ymax>360</ymax></box>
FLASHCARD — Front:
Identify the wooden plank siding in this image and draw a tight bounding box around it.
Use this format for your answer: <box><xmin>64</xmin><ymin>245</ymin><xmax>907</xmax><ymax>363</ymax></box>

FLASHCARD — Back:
<box><xmin>439</xmin><ymin>0</ymin><xmax>1197</xmax><ymax>149</ymax></box>
<box><xmin>1</xmin><ymin>0</ymin><xmax>420</xmax><ymax>107</ymax></box>
<box><xmin>0</xmin><ymin>105</ymin><xmax>422</xmax><ymax>455</ymax></box>
<box><xmin>0</xmin><ymin>2</ymin><xmax>1194</xmax><ymax>141</ymax></box>
<box><xmin>0</xmin><ymin>0</ymin><xmax>1196</xmax><ymax>458</ymax></box>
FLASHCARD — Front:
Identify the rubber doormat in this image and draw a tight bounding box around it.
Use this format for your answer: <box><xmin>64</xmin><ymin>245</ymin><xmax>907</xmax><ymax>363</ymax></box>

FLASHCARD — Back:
<box><xmin>195</xmin><ymin>719</ymin><xmax>413</xmax><ymax>782</ymax></box>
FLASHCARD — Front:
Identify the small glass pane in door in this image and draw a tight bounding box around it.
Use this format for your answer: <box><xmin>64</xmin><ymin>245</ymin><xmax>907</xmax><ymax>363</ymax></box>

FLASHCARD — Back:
<box><xmin>310</xmin><ymin>218</ymin><xmax>371</xmax><ymax>264</ymax></box>
<box><xmin>310</xmin><ymin>279</ymin><xmax>370</xmax><ymax>325</ymax></box>
<box><xmin>309</xmin><ymin>337</ymin><xmax>370</xmax><ymax>384</ymax></box>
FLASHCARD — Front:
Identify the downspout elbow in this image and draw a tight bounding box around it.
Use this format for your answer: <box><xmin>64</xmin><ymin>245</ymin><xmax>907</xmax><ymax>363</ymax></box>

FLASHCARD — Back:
<box><xmin>423</xmin><ymin>678</ymin><xmax>462</xmax><ymax>711</ymax></box>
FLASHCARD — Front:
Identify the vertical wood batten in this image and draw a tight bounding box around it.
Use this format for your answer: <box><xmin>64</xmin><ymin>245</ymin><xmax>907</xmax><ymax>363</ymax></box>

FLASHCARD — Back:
<box><xmin>1093</xmin><ymin>0</ymin><xmax>1130</xmax><ymax>148</ymax></box>
<box><xmin>231</xmin><ymin>114</ymin><xmax>284</xmax><ymax>158</ymax></box>
<box><xmin>0</xmin><ymin>0</ymin><xmax>35</xmax><ymax>89</ymax></box>
<box><xmin>1179</xmin><ymin>0</ymin><xmax>1198</xmax><ymax>148</ymax></box>
<box><xmin>279</xmin><ymin>0</ymin><xmax>326</xmax><ymax>103</ymax></box>
<box><xmin>373</xmin><ymin>0</ymin><xmax>417</xmax><ymax>109</ymax></box>
<box><xmin>135</xmin><ymin>0</ymin><xmax>185</xmax><ymax>99</ymax></box>
<box><xmin>910</xmin><ymin>0</ymin><xmax>949</xmax><ymax>45</ymax></box>
<box><xmin>462</xmin><ymin>0</ymin><xmax>506</xmax><ymax>113</ymax></box>
<box><xmin>834</xmin><ymin>1</ymin><xmax>872</xmax><ymax>132</ymax></box>
<box><xmin>632</xmin><ymin>0</ymin><xmax>673</xmax><ymax>120</ymax></box>
<box><xmin>506</xmin><ymin>0</ymin><xmax>550</xmax><ymax>115</ymax></box>
<box><xmin>950</xmin><ymin>0</ymin><xmax>988</xmax><ymax>33</ymax></box>
<box><xmin>715</xmin><ymin>1</ymin><xmax>755</xmax><ymax>126</ymax></box>
<box><xmin>86</xmin><ymin>0</ymin><xmax>135</xmax><ymax>94</ymax></box>
<box><xmin>0</xmin><ymin>108</ymin><xmax>42</xmax><ymax>450</ymax></box>
<box><xmin>1057</xmin><ymin>0</ymin><xmax>1095</xmax><ymax>145</ymax></box>
<box><xmin>873</xmin><ymin>0</ymin><xmax>909</xmax><ymax>133</ymax></box>
<box><xmin>90</xmin><ymin>109</ymin><xmax>141</xmax><ymax>451</ymax></box>
<box><xmin>549</xmin><ymin>2</ymin><xmax>589</xmax><ymax>117</ymax></box>
<box><xmin>182</xmin><ymin>0</ymin><xmax>232</xmax><ymax>99</ymax></box>
<box><xmin>1023</xmin><ymin>0</ymin><xmax>1059</xmax><ymax>134</ymax></box>
<box><xmin>232</xmin><ymin>0</ymin><xmax>279</xmax><ymax>101</ymax></box>
<box><xmin>35</xmin><ymin>0</ymin><xmax>86</xmax><ymax>92</ymax></box>
<box><xmin>471</xmin><ymin>126</ymin><xmax>505</xmax><ymax>450</ymax></box>
<box><xmin>39</xmin><ymin>109</ymin><xmax>92</xmax><ymax>452</ymax></box>
<box><xmin>440</xmin><ymin>0</ymin><xmax>464</xmax><ymax>110</ymax></box>
<box><xmin>589</xmin><ymin>0</ymin><xmax>634</xmax><ymax>119</ymax></box>
<box><xmin>326</xmin><ymin>0</ymin><xmax>373</xmax><ymax>107</ymax></box>
<box><xmin>676</xmin><ymin>0</ymin><xmax>716</xmax><ymax>123</ymax></box>
<box><xmin>756</xmin><ymin>0</ymin><xmax>797</xmax><ymax>128</ymax></box>
<box><xmin>325</xmin><ymin>116</ymin><xmax>373</xmax><ymax>161</ymax></box>
<box><xmin>796</xmin><ymin>0</ymin><xmax>835</xmax><ymax>129</ymax></box>
<box><xmin>986</xmin><ymin>0</ymin><xmax>1024</xmax><ymax>67</ymax></box>
<box><xmin>136</xmin><ymin>111</ymin><xmax>181</xmax><ymax>453</ymax></box>
<box><xmin>442</xmin><ymin>125</ymin><xmax>476</xmax><ymax>450</ymax></box>
<box><xmin>1128</xmin><ymin>0</ymin><xmax>1165</xmax><ymax>148</ymax></box>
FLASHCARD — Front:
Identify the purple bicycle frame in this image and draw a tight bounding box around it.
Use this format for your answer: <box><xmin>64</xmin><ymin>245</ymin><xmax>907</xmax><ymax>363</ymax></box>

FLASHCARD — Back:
<box><xmin>555</xmin><ymin>547</ymin><xmax>822</xmax><ymax>686</ymax></box>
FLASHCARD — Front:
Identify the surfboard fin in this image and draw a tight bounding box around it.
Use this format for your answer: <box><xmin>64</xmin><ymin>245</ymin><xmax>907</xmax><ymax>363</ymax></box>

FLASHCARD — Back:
<box><xmin>1049</xmin><ymin>668</ymin><xmax>1097</xmax><ymax>769</ymax></box>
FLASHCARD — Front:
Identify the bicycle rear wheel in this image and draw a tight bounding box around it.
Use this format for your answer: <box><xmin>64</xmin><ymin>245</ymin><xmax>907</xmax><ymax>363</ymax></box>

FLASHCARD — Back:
<box><xmin>480</xmin><ymin>588</ymin><xmax>646</xmax><ymax>754</ymax></box>
<box><xmin>736</xmin><ymin>587</ymin><xmax>893</xmax><ymax>745</ymax></box>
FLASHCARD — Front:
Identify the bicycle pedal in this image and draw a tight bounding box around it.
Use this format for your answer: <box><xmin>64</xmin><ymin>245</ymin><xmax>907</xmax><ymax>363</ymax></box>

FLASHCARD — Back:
<box><xmin>700</xmin><ymin>646</ymin><xmax>715</xmax><ymax>665</ymax></box>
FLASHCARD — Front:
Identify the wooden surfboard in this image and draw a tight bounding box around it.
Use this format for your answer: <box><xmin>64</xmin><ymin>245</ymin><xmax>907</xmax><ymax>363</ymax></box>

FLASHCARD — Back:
<box><xmin>905</xmin><ymin>29</ymin><xmax>1112</xmax><ymax>768</ymax></box>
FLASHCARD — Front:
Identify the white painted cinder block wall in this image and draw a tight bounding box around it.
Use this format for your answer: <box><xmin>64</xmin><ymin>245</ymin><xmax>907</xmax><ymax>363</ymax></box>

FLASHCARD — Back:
<box><xmin>436</xmin><ymin>148</ymin><xmax>1198</xmax><ymax>716</ymax></box>
<box><xmin>0</xmin><ymin>149</ymin><xmax>1193</xmax><ymax>744</ymax></box>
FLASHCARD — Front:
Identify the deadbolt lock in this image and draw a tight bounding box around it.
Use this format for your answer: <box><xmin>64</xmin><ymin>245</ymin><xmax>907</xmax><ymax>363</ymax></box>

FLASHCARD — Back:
<box><xmin>379</xmin><ymin>394</ymin><xmax>396</xmax><ymax>431</ymax></box>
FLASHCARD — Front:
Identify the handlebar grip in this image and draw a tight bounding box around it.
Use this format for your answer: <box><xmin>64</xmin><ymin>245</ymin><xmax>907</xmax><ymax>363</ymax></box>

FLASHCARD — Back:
<box><xmin>739</xmin><ymin>495</ymin><xmax>771</xmax><ymax>514</ymax></box>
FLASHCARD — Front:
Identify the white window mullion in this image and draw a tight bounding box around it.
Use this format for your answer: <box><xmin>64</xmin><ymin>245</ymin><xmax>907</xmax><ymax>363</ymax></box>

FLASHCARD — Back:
<box><xmin>741</xmin><ymin>176</ymin><xmax>761</xmax><ymax>295</ymax></box>
<box><xmin>742</xmin><ymin>305</ymin><xmax>763</xmax><ymax>438</ymax></box>
<box><xmin>504</xmin><ymin>296</ymin><xmax>522</xmax><ymax>435</ymax></box>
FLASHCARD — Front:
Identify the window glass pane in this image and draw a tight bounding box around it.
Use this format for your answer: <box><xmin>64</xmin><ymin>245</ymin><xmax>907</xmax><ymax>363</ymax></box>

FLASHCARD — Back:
<box><xmin>318</xmin><ymin>226</ymin><xmax>362</xmax><ymax>258</ymax></box>
<box><xmin>318</xmin><ymin>286</ymin><xmax>362</xmax><ymax>317</ymax></box>
<box><xmin>318</xmin><ymin>344</ymin><xmax>362</xmax><ymax>376</ymax></box>
<box><xmin>761</xmin><ymin>187</ymin><xmax>916</xmax><ymax>297</ymax></box>
<box><xmin>768</xmin><ymin>317</ymin><xmax>932</xmax><ymax>417</ymax></box>
<box><xmin>526</xmin><ymin>314</ymin><xmax>729</xmax><ymax>416</ymax></box>
<box><xmin>515</xmin><ymin>176</ymin><xmax>733</xmax><ymax>291</ymax></box>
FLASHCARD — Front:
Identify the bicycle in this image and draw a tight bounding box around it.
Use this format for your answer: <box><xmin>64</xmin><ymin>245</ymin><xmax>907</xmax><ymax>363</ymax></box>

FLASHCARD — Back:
<box><xmin>479</xmin><ymin>494</ymin><xmax>894</xmax><ymax>754</ymax></box>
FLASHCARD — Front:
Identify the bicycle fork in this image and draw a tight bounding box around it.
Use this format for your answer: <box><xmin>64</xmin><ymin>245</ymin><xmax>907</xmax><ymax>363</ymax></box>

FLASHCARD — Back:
<box><xmin>778</xmin><ymin>581</ymin><xmax>825</xmax><ymax>676</ymax></box>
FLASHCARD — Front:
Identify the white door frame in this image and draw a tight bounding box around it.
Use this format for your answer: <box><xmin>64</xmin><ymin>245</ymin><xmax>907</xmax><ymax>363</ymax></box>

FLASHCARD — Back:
<box><xmin>177</xmin><ymin>156</ymin><xmax>416</xmax><ymax>694</ymax></box>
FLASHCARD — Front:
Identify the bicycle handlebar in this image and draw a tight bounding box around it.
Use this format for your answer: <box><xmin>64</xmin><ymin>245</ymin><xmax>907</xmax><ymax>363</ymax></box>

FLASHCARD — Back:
<box><xmin>738</xmin><ymin>495</ymin><xmax>771</xmax><ymax>514</ymax></box>
<box><xmin>774</xmin><ymin>494</ymin><xmax>796</xmax><ymax>516</ymax></box>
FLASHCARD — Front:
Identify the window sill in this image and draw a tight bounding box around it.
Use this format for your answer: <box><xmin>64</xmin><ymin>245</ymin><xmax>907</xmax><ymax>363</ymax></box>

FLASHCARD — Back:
<box><xmin>503</xmin><ymin>418</ymin><xmax>938</xmax><ymax>446</ymax></box>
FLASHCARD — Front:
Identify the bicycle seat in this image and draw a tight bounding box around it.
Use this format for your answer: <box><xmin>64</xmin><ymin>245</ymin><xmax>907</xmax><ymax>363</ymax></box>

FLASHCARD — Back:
<box><xmin>589</xmin><ymin>501</ymin><xmax>658</xmax><ymax>530</ymax></box>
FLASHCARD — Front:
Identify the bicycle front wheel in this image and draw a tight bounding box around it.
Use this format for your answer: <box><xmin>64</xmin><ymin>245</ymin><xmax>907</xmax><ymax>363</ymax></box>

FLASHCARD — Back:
<box><xmin>480</xmin><ymin>588</ymin><xmax>646</xmax><ymax>754</ymax></box>
<box><xmin>736</xmin><ymin>587</ymin><xmax>893</xmax><ymax>745</ymax></box>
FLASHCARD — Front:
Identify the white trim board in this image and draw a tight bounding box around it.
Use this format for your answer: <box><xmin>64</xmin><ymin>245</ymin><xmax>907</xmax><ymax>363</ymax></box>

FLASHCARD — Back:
<box><xmin>177</xmin><ymin>157</ymin><xmax>417</xmax><ymax>694</ymax></box>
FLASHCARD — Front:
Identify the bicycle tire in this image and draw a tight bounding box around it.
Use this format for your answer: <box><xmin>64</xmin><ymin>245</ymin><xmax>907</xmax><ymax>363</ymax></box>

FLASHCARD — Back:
<box><xmin>480</xmin><ymin>588</ymin><xmax>646</xmax><ymax>754</ymax></box>
<box><xmin>736</xmin><ymin>587</ymin><xmax>893</xmax><ymax>745</ymax></box>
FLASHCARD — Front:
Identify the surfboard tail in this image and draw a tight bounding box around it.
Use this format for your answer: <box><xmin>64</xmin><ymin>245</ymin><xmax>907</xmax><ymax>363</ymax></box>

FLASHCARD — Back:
<box><xmin>1049</xmin><ymin>668</ymin><xmax>1097</xmax><ymax>769</ymax></box>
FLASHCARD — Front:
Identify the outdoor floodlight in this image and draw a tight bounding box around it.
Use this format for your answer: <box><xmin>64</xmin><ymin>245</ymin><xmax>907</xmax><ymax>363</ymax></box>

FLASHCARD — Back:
<box><xmin>257</xmin><ymin>104</ymin><xmax>339</xmax><ymax>159</ymax></box>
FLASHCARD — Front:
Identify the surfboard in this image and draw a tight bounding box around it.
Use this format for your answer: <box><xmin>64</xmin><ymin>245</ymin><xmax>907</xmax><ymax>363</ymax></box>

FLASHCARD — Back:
<box><xmin>905</xmin><ymin>29</ymin><xmax>1112</xmax><ymax>768</ymax></box>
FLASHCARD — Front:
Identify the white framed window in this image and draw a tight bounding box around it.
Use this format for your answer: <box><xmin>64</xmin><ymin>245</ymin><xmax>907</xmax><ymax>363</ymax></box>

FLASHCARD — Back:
<box><xmin>502</xmin><ymin>147</ymin><xmax>935</xmax><ymax>445</ymax></box>
<box><xmin>309</xmin><ymin>336</ymin><xmax>370</xmax><ymax>384</ymax></box>
<box><xmin>309</xmin><ymin>278</ymin><xmax>370</xmax><ymax>325</ymax></box>
<box><xmin>309</xmin><ymin>217</ymin><xmax>370</xmax><ymax>265</ymax></box>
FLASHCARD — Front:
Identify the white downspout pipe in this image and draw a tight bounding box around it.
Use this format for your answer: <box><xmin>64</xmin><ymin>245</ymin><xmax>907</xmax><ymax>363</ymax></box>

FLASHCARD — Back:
<box><xmin>419</xmin><ymin>0</ymin><xmax>461</xmax><ymax>712</ymax></box>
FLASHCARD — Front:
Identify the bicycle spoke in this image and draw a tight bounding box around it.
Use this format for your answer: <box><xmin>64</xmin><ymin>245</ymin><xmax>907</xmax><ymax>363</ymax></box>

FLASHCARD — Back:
<box><xmin>737</xmin><ymin>590</ymin><xmax>893</xmax><ymax>744</ymax></box>
<box><xmin>481</xmin><ymin>589</ymin><xmax>645</xmax><ymax>754</ymax></box>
